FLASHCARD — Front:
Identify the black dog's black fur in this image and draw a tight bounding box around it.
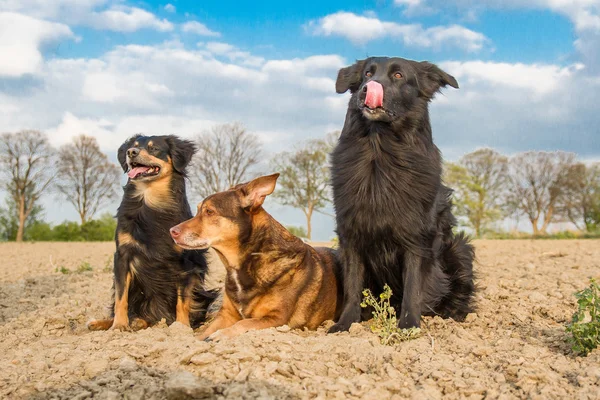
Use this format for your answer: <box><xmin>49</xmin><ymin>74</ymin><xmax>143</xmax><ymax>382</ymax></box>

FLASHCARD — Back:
<box><xmin>109</xmin><ymin>135</ymin><xmax>215</xmax><ymax>329</ymax></box>
<box><xmin>329</xmin><ymin>57</ymin><xmax>475</xmax><ymax>332</ymax></box>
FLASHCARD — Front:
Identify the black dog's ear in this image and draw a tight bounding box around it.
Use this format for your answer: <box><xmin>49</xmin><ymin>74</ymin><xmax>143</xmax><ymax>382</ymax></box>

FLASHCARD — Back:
<box><xmin>166</xmin><ymin>135</ymin><xmax>197</xmax><ymax>174</ymax></box>
<box><xmin>117</xmin><ymin>134</ymin><xmax>142</xmax><ymax>172</ymax></box>
<box><xmin>418</xmin><ymin>62</ymin><xmax>459</xmax><ymax>98</ymax></box>
<box><xmin>336</xmin><ymin>59</ymin><xmax>367</xmax><ymax>94</ymax></box>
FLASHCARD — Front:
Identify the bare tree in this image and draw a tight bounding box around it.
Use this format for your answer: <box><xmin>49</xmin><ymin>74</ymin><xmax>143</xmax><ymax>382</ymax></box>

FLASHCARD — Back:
<box><xmin>559</xmin><ymin>162</ymin><xmax>600</xmax><ymax>232</ymax></box>
<box><xmin>270</xmin><ymin>135</ymin><xmax>332</xmax><ymax>240</ymax></box>
<box><xmin>445</xmin><ymin>148</ymin><xmax>509</xmax><ymax>237</ymax></box>
<box><xmin>56</xmin><ymin>135</ymin><xmax>121</xmax><ymax>224</ymax></box>
<box><xmin>507</xmin><ymin>151</ymin><xmax>575</xmax><ymax>235</ymax></box>
<box><xmin>190</xmin><ymin>123</ymin><xmax>262</xmax><ymax>198</ymax></box>
<box><xmin>0</xmin><ymin>130</ymin><xmax>55</xmax><ymax>242</ymax></box>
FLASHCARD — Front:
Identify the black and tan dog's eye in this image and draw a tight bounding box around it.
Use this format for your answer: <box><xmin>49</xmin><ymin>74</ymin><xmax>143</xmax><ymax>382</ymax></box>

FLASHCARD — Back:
<box><xmin>365</xmin><ymin>71</ymin><xmax>372</xmax><ymax>78</ymax></box>
<box><xmin>394</xmin><ymin>72</ymin><xmax>403</xmax><ymax>79</ymax></box>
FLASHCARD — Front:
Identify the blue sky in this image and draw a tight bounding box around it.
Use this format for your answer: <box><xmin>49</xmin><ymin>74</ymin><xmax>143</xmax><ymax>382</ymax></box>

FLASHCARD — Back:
<box><xmin>1</xmin><ymin>0</ymin><xmax>599</xmax><ymax>239</ymax></box>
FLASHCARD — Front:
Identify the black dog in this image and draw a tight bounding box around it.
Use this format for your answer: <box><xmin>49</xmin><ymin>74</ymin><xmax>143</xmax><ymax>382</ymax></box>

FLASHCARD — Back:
<box><xmin>329</xmin><ymin>57</ymin><xmax>475</xmax><ymax>332</ymax></box>
<box><xmin>88</xmin><ymin>135</ymin><xmax>215</xmax><ymax>331</ymax></box>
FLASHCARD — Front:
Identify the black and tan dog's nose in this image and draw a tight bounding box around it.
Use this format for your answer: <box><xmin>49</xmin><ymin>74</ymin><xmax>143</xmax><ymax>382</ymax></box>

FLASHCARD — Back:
<box><xmin>127</xmin><ymin>148</ymin><xmax>140</xmax><ymax>158</ymax></box>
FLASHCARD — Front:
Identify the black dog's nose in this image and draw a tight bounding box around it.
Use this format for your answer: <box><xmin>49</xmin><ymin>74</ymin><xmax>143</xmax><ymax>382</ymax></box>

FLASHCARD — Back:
<box><xmin>127</xmin><ymin>148</ymin><xmax>140</xmax><ymax>158</ymax></box>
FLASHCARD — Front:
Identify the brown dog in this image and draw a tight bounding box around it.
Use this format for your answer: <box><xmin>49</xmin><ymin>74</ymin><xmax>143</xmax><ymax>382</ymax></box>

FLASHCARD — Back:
<box><xmin>170</xmin><ymin>173</ymin><xmax>341</xmax><ymax>341</ymax></box>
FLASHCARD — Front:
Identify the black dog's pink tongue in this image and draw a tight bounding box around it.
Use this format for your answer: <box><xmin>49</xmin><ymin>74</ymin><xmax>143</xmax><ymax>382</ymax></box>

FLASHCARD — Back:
<box><xmin>365</xmin><ymin>80</ymin><xmax>384</xmax><ymax>108</ymax></box>
<box><xmin>128</xmin><ymin>166</ymin><xmax>149</xmax><ymax>179</ymax></box>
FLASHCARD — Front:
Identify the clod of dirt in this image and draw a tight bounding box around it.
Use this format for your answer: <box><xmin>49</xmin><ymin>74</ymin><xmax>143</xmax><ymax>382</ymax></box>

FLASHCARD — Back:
<box><xmin>165</xmin><ymin>371</ymin><xmax>214</xmax><ymax>399</ymax></box>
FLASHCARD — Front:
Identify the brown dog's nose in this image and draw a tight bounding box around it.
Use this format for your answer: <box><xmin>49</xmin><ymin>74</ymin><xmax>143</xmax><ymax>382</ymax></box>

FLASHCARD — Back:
<box><xmin>170</xmin><ymin>226</ymin><xmax>181</xmax><ymax>238</ymax></box>
<box><xmin>127</xmin><ymin>148</ymin><xmax>140</xmax><ymax>158</ymax></box>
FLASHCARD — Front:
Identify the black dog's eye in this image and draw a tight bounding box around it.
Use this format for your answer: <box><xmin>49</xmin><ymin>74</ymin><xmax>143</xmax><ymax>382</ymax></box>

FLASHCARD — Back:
<box><xmin>394</xmin><ymin>72</ymin><xmax>403</xmax><ymax>79</ymax></box>
<box><xmin>365</xmin><ymin>71</ymin><xmax>373</xmax><ymax>78</ymax></box>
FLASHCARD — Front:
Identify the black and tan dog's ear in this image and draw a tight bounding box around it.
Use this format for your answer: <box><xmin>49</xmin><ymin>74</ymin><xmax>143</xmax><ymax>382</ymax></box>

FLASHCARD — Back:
<box><xmin>336</xmin><ymin>59</ymin><xmax>367</xmax><ymax>94</ymax></box>
<box><xmin>417</xmin><ymin>62</ymin><xmax>459</xmax><ymax>98</ymax></box>
<box><xmin>166</xmin><ymin>136</ymin><xmax>197</xmax><ymax>174</ymax></box>
<box><xmin>239</xmin><ymin>173</ymin><xmax>280</xmax><ymax>213</ymax></box>
<box><xmin>117</xmin><ymin>134</ymin><xmax>142</xmax><ymax>172</ymax></box>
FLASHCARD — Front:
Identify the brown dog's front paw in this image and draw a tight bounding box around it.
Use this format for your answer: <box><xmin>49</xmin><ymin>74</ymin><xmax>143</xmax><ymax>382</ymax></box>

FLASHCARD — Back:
<box><xmin>207</xmin><ymin>330</ymin><xmax>227</xmax><ymax>342</ymax></box>
<box><xmin>130</xmin><ymin>318</ymin><xmax>149</xmax><ymax>331</ymax></box>
<box><xmin>110</xmin><ymin>320</ymin><xmax>131</xmax><ymax>331</ymax></box>
<box><xmin>87</xmin><ymin>319</ymin><xmax>114</xmax><ymax>331</ymax></box>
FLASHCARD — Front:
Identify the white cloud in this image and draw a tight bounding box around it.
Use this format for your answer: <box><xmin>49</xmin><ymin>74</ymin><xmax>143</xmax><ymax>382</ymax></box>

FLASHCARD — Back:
<box><xmin>0</xmin><ymin>12</ymin><xmax>74</xmax><ymax>77</ymax></box>
<box><xmin>164</xmin><ymin>4</ymin><xmax>176</xmax><ymax>13</ymax></box>
<box><xmin>182</xmin><ymin>21</ymin><xmax>221</xmax><ymax>37</ymax></box>
<box><xmin>203</xmin><ymin>42</ymin><xmax>265</xmax><ymax>67</ymax></box>
<box><xmin>0</xmin><ymin>39</ymin><xmax>346</xmax><ymax>154</ymax></box>
<box><xmin>0</xmin><ymin>0</ymin><xmax>108</xmax><ymax>20</ymax></box>
<box><xmin>395</xmin><ymin>1</ymin><xmax>600</xmax><ymax>33</ymax></box>
<box><xmin>88</xmin><ymin>6</ymin><xmax>174</xmax><ymax>32</ymax></box>
<box><xmin>440</xmin><ymin>61</ymin><xmax>584</xmax><ymax>96</ymax></box>
<box><xmin>307</xmin><ymin>12</ymin><xmax>488</xmax><ymax>52</ymax></box>
<box><xmin>0</xmin><ymin>1</ymin><xmax>174</xmax><ymax>33</ymax></box>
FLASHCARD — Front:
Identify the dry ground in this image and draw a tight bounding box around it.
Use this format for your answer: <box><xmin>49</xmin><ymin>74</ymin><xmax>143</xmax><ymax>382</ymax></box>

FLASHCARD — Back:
<box><xmin>0</xmin><ymin>240</ymin><xmax>599</xmax><ymax>399</ymax></box>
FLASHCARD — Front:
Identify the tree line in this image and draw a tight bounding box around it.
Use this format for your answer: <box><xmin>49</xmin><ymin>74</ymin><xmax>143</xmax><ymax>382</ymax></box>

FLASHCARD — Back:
<box><xmin>1</xmin><ymin>128</ymin><xmax>598</xmax><ymax>242</ymax></box>
<box><xmin>0</xmin><ymin>125</ymin><xmax>336</xmax><ymax>242</ymax></box>
<box><xmin>445</xmin><ymin>148</ymin><xmax>600</xmax><ymax>237</ymax></box>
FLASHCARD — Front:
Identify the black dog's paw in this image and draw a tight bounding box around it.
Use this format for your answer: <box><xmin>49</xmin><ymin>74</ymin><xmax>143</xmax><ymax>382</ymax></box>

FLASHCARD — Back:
<box><xmin>328</xmin><ymin>319</ymin><xmax>353</xmax><ymax>334</ymax></box>
<box><xmin>397</xmin><ymin>317</ymin><xmax>421</xmax><ymax>330</ymax></box>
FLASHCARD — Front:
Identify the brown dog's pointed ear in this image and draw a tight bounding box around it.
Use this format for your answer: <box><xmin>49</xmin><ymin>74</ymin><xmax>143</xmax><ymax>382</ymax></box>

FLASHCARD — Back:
<box><xmin>418</xmin><ymin>62</ymin><xmax>459</xmax><ymax>98</ymax></box>
<box><xmin>336</xmin><ymin>59</ymin><xmax>367</xmax><ymax>94</ymax></box>
<box><xmin>239</xmin><ymin>173</ymin><xmax>280</xmax><ymax>213</ymax></box>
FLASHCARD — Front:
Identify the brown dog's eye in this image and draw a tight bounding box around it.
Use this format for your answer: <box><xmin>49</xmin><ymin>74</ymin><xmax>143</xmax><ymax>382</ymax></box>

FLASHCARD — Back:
<box><xmin>204</xmin><ymin>208</ymin><xmax>214</xmax><ymax>216</ymax></box>
<box><xmin>365</xmin><ymin>71</ymin><xmax>372</xmax><ymax>78</ymax></box>
<box><xmin>394</xmin><ymin>72</ymin><xmax>403</xmax><ymax>79</ymax></box>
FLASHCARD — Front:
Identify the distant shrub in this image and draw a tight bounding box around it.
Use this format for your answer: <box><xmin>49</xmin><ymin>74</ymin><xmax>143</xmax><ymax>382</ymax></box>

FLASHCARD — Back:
<box><xmin>286</xmin><ymin>225</ymin><xmax>308</xmax><ymax>238</ymax></box>
<box><xmin>24</xmin><ymin>213</ymin><xmax>116</xmax><ymax>242</ymax></box>
<box><xmin>52</xmin><ymin>221</ymin><xmax>85</xmax><ymax>241</ymax></box>
<box><xmin>26</xmin><ymin>222</ymin><xmax>54</xmax><ymax>241</ymax></box>
<box><xmin>81</xmin><ymin>213</ymin><xmax>116</xmax><ymax>241</ymax></box>
<box><xmin>485</xmin><ymin>230</ymin><xmax>600</xmax><ymax>240</ymax></box>
<box><xmin>566</xmin><ymin>279</ymin><xmax>600</xmax><ymax>356</ymax></box>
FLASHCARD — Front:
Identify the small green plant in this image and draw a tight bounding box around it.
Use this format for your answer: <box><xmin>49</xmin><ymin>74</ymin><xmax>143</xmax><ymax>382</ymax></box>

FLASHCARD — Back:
<box><xmin>361</xmin><ymin>284</ymin><xmax>421</xmax><ymax>345</ymax></box>
<box><xmin>56</xmin><ymin>266</ymin><xmax>71</xmax><ymax>274</ymax></box>
<box><xmin>330</xmin><ymin>237</ymin><xmax>339</xmax><ymax>249</ymax></box>
<box><xmin>102</xmin><ymin>256</ymin><xmax>113</xmax><ymax>273</ymax></box>
<box><xmin>76</xmin><ymin>262</ymin><xmax>93</xmax><ymax>273</ymax></box>
<box><xmin>566</xmin><ymin>278</ymin><xmax>600</xmax><ymax>356</ymax></box>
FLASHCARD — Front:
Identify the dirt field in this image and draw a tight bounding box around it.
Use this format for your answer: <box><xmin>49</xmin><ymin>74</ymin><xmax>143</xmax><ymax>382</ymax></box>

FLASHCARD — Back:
<box><xmin>1</xmin><ymin>240</ymin><xmax>599</xmax><ymax>399</ymax></box>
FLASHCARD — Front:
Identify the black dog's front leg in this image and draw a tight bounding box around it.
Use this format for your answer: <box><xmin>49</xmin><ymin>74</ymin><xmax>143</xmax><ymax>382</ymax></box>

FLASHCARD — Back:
<box><xmin>399</xmin><ymin>251</ymin><xmax>423</xmax><ymax>328</ymax></box>
<box><xmin>328</xmin><ymin>247</ymin><xmax>364</xmax><ymax>333</ymax></box>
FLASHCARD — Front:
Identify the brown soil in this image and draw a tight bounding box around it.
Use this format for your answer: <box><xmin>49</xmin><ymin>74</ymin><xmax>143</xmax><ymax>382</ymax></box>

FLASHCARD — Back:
<box><xmin>1</xmin><ymin>240</ymin><xmax>599</xmax><ymax>399</ymax></box>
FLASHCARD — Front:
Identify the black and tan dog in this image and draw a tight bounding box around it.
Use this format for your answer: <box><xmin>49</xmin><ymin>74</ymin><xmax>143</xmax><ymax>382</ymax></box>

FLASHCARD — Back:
<box><xmin>88</xmin><ymin>135</ymin><xmax>215</xmax><ymax>331</ymax></box>
<box><xmin>170</xmin><ymin>174</ymin><xmax>341</xmax><ymax>341</ymax></box>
